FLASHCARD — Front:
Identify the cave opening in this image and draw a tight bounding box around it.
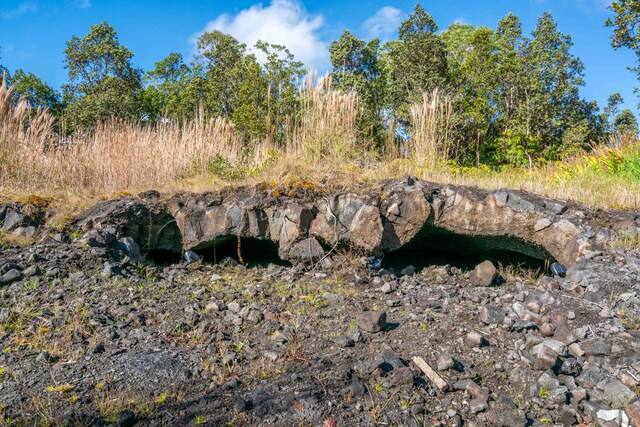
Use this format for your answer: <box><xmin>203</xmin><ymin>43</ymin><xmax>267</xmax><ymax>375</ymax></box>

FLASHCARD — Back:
<box><xmin>146</xmin><ymin>249</ymin><xmax>182</xmax><ymax>266</ymax></box>
<box><xmin>197</xmin><ymin>237</ymin><xmax>292</xmax><ymax>268</ymax></box>
<box><xmin>382</xmin><ymin>223</ymin><xmax>554</xmax><ymax>275</ymax></box>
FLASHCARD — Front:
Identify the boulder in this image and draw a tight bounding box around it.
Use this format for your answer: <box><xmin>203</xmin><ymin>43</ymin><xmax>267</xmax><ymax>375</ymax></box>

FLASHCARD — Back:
<box><xmin>470</xmin><ymin>261</ymin><xmax>497</xmax><ymax>287</ymax></box>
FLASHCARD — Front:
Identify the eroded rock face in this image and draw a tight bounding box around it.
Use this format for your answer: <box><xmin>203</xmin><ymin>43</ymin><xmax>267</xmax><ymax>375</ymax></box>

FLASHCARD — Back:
<box><xmin>71</xmin><ymin>178</ymin><xmax>638</xmax><ymax>266</ymax></box>
<box><xmin>73</xmin><ymin>192</ymin><xmax>181</xmax><ymax>253</ymax></box>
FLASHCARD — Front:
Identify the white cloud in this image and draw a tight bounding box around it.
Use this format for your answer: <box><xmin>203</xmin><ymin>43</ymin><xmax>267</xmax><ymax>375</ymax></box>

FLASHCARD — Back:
<box><xmin>363</xmin><ymin>6</ymin><xmax>402</xmax><ymax>40</ymax></box>
<box><xmin>79</xmin><ymin>0</ymin><xmax>91</xmax><ymax>9</ymax></box>
<box><xmin>0</xmin><ymin>2</ymin><xmax>37</xmax><ymax>19</ymax></box>
<box><xmin>194</xmin><ymin>0</ymin><xmax>327</xmax><ymax>69</ymax></box>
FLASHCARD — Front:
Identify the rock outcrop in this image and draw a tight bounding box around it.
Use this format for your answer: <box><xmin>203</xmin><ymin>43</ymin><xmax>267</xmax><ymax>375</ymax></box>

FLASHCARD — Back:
<box><xmin>66</xmin><ymin>178</ymin><xmax>639</xmax><ymax>266</ymax></box>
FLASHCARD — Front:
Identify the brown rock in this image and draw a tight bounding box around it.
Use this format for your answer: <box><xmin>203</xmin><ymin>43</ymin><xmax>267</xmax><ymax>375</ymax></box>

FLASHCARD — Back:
<box><xmin>469</xmin><ymin>261</ymin><xmax>497</xmax><ymax>287</ymax></box>
<box><xmin>626</xmin><ymin>399</ymin><xmax>640</xmax><ymax>426</ymax></box>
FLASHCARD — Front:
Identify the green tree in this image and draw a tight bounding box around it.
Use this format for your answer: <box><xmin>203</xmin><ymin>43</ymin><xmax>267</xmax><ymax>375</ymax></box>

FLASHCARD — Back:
<box><xmin>614</xmin><ymin>109</ymin><xmax>639</xmax><ymax>135</ymax></box>
<box><xmin>10</xmin><ymin>69</ymin><xmax>62</xmax><ymax>114</ymax></box>
<box><xmin>441</xmin><ymin>23</ymin><xmax>498</xmax><ymax>163</ymax></box>
<box><xmin>143</xmin><ymin>52</ymin><xmax>200</xmax><ymax>121</ymax></box>
<box><xmin>385</xmin><ymin>4</ymin><xmax>449</xmax><ymax>127</ymax></box>
<box><xmin>329</xmin><ymin>30</ymin><xmax>386</xmax><ymax>145</ymax></box>
<box><xmin>518</xmin><ymin>12</ymin><xmax>587</xmax><ymax>163</ymax></box>
<box><xmin>606</xmin><ymin>1</ymin><xmax>640</xmax><ymax>81</ymax></box>
<box><xmin>63</xmin><ymin>22</ymin><xmax>143</xmax><ymax>129</ymax></box>
<box><xmin>255</xmin><ymin>41</ymin><xmax>304</xmax><ymax>144</ymax></box>
<box><xmin>195</xmin><ymin>30</ymin><xmax>248</xmax><ymax>118</ymax></box>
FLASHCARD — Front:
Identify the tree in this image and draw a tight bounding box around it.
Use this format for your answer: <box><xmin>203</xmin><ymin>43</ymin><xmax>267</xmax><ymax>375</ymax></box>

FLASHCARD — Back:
<box><xmin>10</xmin><ymin>69</ymin><xmax>62</xmax><ymax>114</ymax></box>
<box><xmin>143</xmin><ymin>52</ymin><xmax>199</xmax><ymax>121</ymax></box>
<box><xmin>329</xmin><ymin>30</ymin><xmax>386</xmax><ymax>144</ymax></box>
<box><xmin>63</xmin><ymin>22</ymin><xmax>143</xmax><ymax>128</ymax></box>
<box><xmin>521</xmin><ymin>12</ymin><xmax>587</xmax><ymax>161</ymax></box>
<box><xmin>195</xmin><ymin>30</ymin><xmax>248</xmax><ymax>118</ymax></box>
<box><xmin>385</xmin><ymin>4</ymin><xmax>449</xmax><ymax>127</ymax></box>
<box><xmin>441</xmin><ymin>23</ymin><xmax>499</xmax><ymax>163</ymax></box>
<box><xmin>255</xmin><ymin>41</ymin><xmax>304</xmax><ymax>144</ymax></box>
<box><xmin>614</xmin><ymin>109</ymin><xmax>639</xmax><ymax>136</ymax></box>
<box><xmin>606</xmin><ymin>1</ymin><xmax>640</xmax><ymax>79</ymax></box>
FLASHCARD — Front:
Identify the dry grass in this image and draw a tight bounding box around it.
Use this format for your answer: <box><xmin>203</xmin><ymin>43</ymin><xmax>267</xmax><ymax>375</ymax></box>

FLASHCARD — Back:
<box><xmin>409</xmin><ymin>88</ymin><xmax>452</xmax><ymax>171</ymax></box>
<box><xmin>1</xmin><ymin>74</ymin><xmax>640</xmax><ymax>211</ymax></box>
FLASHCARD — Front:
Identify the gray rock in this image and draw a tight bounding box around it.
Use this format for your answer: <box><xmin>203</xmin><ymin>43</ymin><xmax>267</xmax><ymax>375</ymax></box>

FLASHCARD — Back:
<box><xmin>356</xmin><ymin>311</ymin><xmax>387</xmax><ymax>333</ymax></box>
<box><xmin>1</xmin><ymin>210</ymin><xmax>33</xmax><ymax>231</ymax></box>
<box><xmin>531</xmin><ymin>339</ymin><xmax>568</xmax><ymax>357</ymax></box>
<box><xmin>479</xmin><ymin>304</ymin><xmax>505</xmax><ymax>325</ymax></box>
<box><xmin>350</xmin><ymin>381</ymin><xmax>366</xmax><ymax>397</ymax></box>
<box><xmin>114</xmin><ymin>237</ymin><xmax>142</xmax><ymax>262</ymax></box>
<box><xmin>400</xmin><ymin>265</ymin><xmax>416</xmax><ymax>276</ymax></box>
<box><xmin>0</xmin><ymin>269</ymin><xmax>22</xmax><ymax>286</ymax></box>
<box><xmin>603</xmin><ymin>379</ymin><xmax>636</xmax><ymax>409</ymax></box>
<box><xmin>436</xmin><ymin>353</ymin><xmax>455</xmax><ymax>371</ymax></box>
<box><xmin>469</xmin><ymin>261</ymin><xmax>497</xmax><ymax>286</ymax></box>
<box><xmin>583</xmin><ymin>339</ymin><xmax>611</xmax><ymax>356</ymax></box>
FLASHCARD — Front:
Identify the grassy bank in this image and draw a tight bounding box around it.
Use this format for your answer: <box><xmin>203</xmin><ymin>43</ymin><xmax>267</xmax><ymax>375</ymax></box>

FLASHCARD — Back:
<box><xmin>1</xmin><ymin>77</ymin><xmax>639</xmax><ymax>211</ymax></box>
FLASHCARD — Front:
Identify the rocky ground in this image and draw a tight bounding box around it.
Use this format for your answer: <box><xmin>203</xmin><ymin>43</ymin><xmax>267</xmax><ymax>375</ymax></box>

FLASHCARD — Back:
<box><xmin>0</xmin><ymin>181</ymin><xmax>640</xmax><ymax>426</ymax></box>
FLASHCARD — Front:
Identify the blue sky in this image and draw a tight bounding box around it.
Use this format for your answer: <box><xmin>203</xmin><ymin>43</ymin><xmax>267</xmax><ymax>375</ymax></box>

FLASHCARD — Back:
<box><xmin>0</xmin><ymin>0</ymin><xmax>637</xmax><ymax>114</ymax></box>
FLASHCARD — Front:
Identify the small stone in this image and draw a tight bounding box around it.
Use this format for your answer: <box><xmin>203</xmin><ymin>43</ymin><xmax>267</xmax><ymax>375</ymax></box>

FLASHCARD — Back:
<box><xmin>356</xmin><ymin>311</ymin><xmax>387</xmax><ymax>333</ymax></box>
<box><xmin>621</xmin><ymin>372</ymin><xmax>639</xmax><ymax>389</ymax></box>
<box><xmin>534</xmin><ymin>218</ymin><xmax>552</xmax><ymax>232</ymax></box>
<box><xmin>539</xmin><ymin>322</ymin><xmax>555</xmax><ymax>337</ymax></box>
<box><xmin>0</xmin><ymin>269</ymin><xmax>22</xmax><ymax>286</ymax></box>
<box><xmin>571</xmin><ymin>388</ymin><xmax>587</xmax><ymax>404</ymax></box>
<box><xmin>436</xmin><ymin>353</ymin><xmax>455</xmax><ymax>371</ymax></box>
<box><xmin>626</xmin><ymin>399</ymin><xmax>640</xmax><ymax>427</ymax></box>
<box><xmin>228</xmin><ymin>302</ymin><xmax>241</xmax><ymax>314</ymax></box>
<box><xmin>583</xmin><ymin>339</ymin><xmax>611</xmax><ymax>356</ymax></box>
<box><xmin>559</xmin><ymin>406</ymin><xmax>577</xmax><ymax>426</ymax></box>
<box><xmin>400</xmin><ymin>265</ymin><xmax>415</xmax><ymax>276</ymax></box>
<box><xmin>533</xmin><ymin>346</ymin><xmax>559</xmax><ymax>371</ymax></box>
<box><xmin>597</xmin><ymin>409</ymin><xmax>630</xmax><ymax>426</ymax></box>
<box><xmin>532</xmin><ymin>339</ymin><xmax>568</xmax><ymax>357</ymax></box>
<box><xmin>469</xmin><ymin>398</ymin><xmax>488</xmax><ymax>414</ymax></box>
<box><xmin>211</xmin><ymin>273</ymin><xmax>222</xmax><ymax>281</ymax></box>
<box><xmin>22</xmin><ymin>265</ymin><xmax>41</xmax><ymax>277</ymax></box>
<box><xmin>469</xmin><ymin>261</ymin><xmax>497</xmax><ymax>286</ymax></box>
<box><xmin>233</xmin><ymin>396</ymin><xmax>246</xmax><ymax>411</ymax></box>
<box><xmin>263</xmin><ymin>351</ymin><xmax>278</xmax><ymax>362</ymax></box>
<box><xmin>205</xmin><ymin>302</ymin><xmax>220</xmax><ymax>312</ymax></box>
<box><xmin>332</xmin><ymin>335</ymin><xmax>354</xmax><ymax>348</ymax></box>
<box><xmin>91</xmin><ymin>343</ymin><xmax>105</xmax><ymax>354</ymax></box>
<box><xmin>380</xmin><ymin>283</ymin><xmax>392</xmax><ymax>294</ymax></box>
<box><xmin>35</xmin><ymin>351</ymin><xmax>55</xmax><ymax>364</ymax></box>
<box><xmin>603</xmin><ymin>379</ymin><xmax>636</xmax><ymax>409</ymax></box>
<box><xmin>465</xmin><ymin>331</ymin><xmax>487</xmax><ymax>347</ymax></box>
<box><xmin>568</xmin><ymin>343</ymin><xmax>584</xmax><ymax>358</ymax></box>
<box><xmin>350</xmin><ymin>381</ymin><xmax>366</xmax><ymax>397</ymax></box>
<box><xmin>479</xmin><ymin>304</ymin><xmax>505</xmax><ymax>325</ymax></box>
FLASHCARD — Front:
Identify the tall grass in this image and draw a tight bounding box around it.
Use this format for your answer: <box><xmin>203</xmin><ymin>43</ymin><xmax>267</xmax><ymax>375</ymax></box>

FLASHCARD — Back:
<box><xmin>1</xmin><ymin>73</ymin><xmax>640</xmax><ymax>210</ymax></box>
<box><xmin>288</xmin><ymin>73</ymin><xmax>360</xmax><ymax>162</ymax></box>
<box><xmin>409</xmin><ymin>89</ymin><xmax>452</xmax><ymax>171</ymax></box>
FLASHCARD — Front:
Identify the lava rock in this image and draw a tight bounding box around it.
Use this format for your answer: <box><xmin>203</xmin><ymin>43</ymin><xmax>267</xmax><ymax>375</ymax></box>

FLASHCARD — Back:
<box><xmin>479</xmin><ymin>304</ymin><xmax>505</xmax><ymax>325</ymax></box>
<box><xmin>469</xmin><ymin>261</ymin><xmax>497</xmax><ymax>287</ymax></box>
<box><xmin>0</xmin><ymin>269</ymin><xmax>22</xmax><ymax>286</ymax></box>
<box><xmin>356</xmin><ymin>311</ymin><xmax>387</xmax><ymax>333</ymax></box>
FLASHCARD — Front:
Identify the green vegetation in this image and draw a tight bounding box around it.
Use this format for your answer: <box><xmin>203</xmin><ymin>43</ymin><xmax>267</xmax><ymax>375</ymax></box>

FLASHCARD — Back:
<box><xmin>1</xmin><ymin>3</ymin><xmax>640</xmax><ymax>209</ymax></box>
